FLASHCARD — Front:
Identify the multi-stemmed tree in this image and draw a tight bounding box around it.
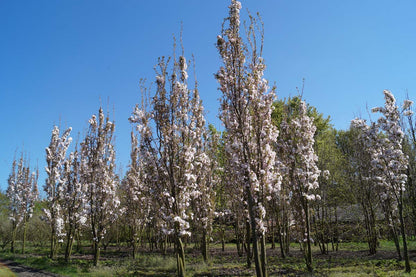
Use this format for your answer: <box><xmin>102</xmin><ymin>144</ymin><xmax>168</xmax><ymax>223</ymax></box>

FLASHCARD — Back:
<box><xmin>6</xmin><ymin>154</ymin><xmax>38</xmax><ymax>253</ymax></box>
<box><xmin>80</xmin><ymin>108</ymin><xmax>120</xmax><ymax>266</ymax></box>
<box><xmin>350</xmin><ymin>91</ymin><xmax>412</xmax><ymax>271</ymax></box>
<box><xmin>44</xmin><ymin>126</ymin><xmax>72</xmax><ymax>259</ymax></box>
<box><xmin>223</xmin><ymin>135</ymin><xmax>249</xmax><ymax>260</ymax></box>
<box><xmin>187</xmin><ymin>88</ymin><xmax>215</xmax><ymax>262</ymax></box>
<box><xmin>122</xmin><ymin>131</ymin><xmax>152</xmax><ymax>258</ymax></box>
<box><xmin>348</xmin><ymin>119</ymin><xmax>381</xmax><ymax>255</ymax></box>
<box><xmin>278</xmin><ymin>100</ymin><xmax>320</xmax><ymax>271</ymax></box>
<box><xmin>370</xmin><ymin>90</ymin><xmax>412</xmax><ymax>272</ymax></box>
<box><xmin>60</xmin><ymin>148</ymin><xmax>87</xmax><ymax>262</ymax></box>
<box><xmin>130</xmin><ymin>53</ymin><xmax>208</xmax><ymax>276</ymax></box>
<box><xmin>216</xmin><ymin>1</ymin><xmax>280</xmax><ymax>275</ymax></box>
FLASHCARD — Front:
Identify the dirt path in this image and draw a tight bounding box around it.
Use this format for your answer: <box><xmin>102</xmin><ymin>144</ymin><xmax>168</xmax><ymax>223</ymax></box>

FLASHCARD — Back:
<box><xmin>0</xmin><ymin>259</ymin><xmax>61</xmax><ymax>277</ymax></box>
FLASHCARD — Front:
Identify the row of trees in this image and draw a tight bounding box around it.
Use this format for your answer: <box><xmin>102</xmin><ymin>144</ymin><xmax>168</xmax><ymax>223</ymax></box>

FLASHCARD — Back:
<box><xmin>3</xmin><ymin>1</ymin><xmax>416</xmax><ymax>276</ymax></box>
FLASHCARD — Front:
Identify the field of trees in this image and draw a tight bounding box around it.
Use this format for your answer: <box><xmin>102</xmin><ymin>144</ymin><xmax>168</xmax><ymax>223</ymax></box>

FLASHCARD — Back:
<box><xmin>2</xmin><ymin>1</ymin><xmax>416</xmax><ymax>276</ymax></box>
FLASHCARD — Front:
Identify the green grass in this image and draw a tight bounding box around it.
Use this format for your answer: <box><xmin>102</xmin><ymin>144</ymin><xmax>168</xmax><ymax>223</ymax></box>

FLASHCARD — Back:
<box><xmin>1</xmin><ymin>241</ymin><xmax>416</xmax><ymax>276</ymax></box>
<box><xmin>324</xmin><ymin>260</ymin><xmax>416</xmax><ymax>277</ymax></box>
<box><xmin>0</xmin><ymin>253</ymin><xmax>81</xmax><ymax>276</ymax></box>
<box><xmin>0</xmin><ymin>266</ymin><xmax>15</xmax><ymax>277</ymax></box>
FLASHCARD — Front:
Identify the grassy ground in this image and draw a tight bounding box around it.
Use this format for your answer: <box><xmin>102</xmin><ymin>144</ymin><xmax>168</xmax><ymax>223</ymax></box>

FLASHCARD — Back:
<box><xmin>1</xmin><ymin>240</ymin><xmax>416</xmax><ymax>276</ymax></box>
<box><xmin>0</xmin><ymin>267</ymin><xmax>15</xmax><ymax>277</ymax></box>
<box><xmin>0</xmin><ymin>261</ymin><xmax>16</xmax><ymax>277</ymax></box>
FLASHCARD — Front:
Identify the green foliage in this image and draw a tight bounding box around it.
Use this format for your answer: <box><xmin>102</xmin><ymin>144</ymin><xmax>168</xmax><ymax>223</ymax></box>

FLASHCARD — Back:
<box><xmin>207</xmin><ymin>124</ymin><xmax>228</xmax><ymax>211</ymax></box>
<box><xmin>272</xmin><ymin>96</ymin><xmax>331</xmax><ymax>136</ymax></box>
<box><xmin>315</xmin><ymin>128</ymin><xmax>351</xmax><ymax>206</ymax></box>
<box><xmin>0</xmin><ymin>191</ymin><xmax>11</xmax><ymax>250</ymax></box>
<box><xmin>0</xmin><ymin>190</ymin><xmax>9</xmax><ymax>214</ymax></box>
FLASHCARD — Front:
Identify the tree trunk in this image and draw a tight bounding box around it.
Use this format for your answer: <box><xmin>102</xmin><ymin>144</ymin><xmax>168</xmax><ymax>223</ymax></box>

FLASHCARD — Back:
<box><xmin>277</xmin><ymin>224</ymin><xmax>285</xmax><ymax>258</ymax></box>
<box><xmin>275</xmin><ymin>211</ymin><xmax>286</xmax><ymax>259</ymax></box>
<box><xmin>76</xmin><ymin>230</ymin><xmax>82</xmax><ymax>253</ymax></box>
<box><xmin>235</xmin><ymin>220</ymin><xmax>243</xmax><ymax>257</ymax></box>
<box><xmin>201</xmin><ymin>230</ymin><xmax>208</xmax><ymax>263</ymax></box>
<box><xmin>22</xmin><ymin>218</ymin><xmax>28</xmax><ymax>254</ymax></box>
<box><xmin>132</xmin><ymin>235</ymin><xmax>137</xmax><ymax>259</ymax></box>
<box><xmin>362</xmin><ymin>202</ymin><xmax>377</xmax><ymax>255</ymax></box>
<box><xmin>247</xmin><ymin>187</ymin><xmax>265</xmax><ymax>277</ymax></box>
<box><xmin>283</xmin><ymin>205</ymin><xmax>290</xmax><ymax>256</ymax></box>
<box><xmin>65</xmin><ymin>229</ymin><xmax>74</xmax><ymax>263</ymax></box>
<box><xmin>260</xmin><ymin>234</ymin><xmax>267</xmax><ymax>277</ymax></box>
<box><xmin>11</xmin><ymin>222</ymin><xmax>17</xmax><ymax>254</ymax></box>
<box><xmin>334</xmin><ymin>207</ymin><xmax>339</xmax><ymax>252</ymax></box>
<box><xmin>176</xmin><ymin>236</ymin><xmax>185</xmax><ymax>277</ymax></box>
<box><xmin>93</xmin><ymin>240</ymin><xmax>100</xmax><ymax>266</ymax></box>
<box><xmin>399</xmin><ymin>191</ymin><xmax>411</xmax><ymax>273</ymax></box>
<box><xmin>245</xmin><ymin>220</ymin><xmax>252</xmax><ymax>268</ymax></box>
<box><xmin>50</xmin><ymin>228</ymin><xmax>57</xmax><ymax>259</ymax></box>
<box><xmin>389</xmin><ymin>212</ymin><xmax>402</xmax><ymax>261</ymax></box>
<box><xmin>221</xmin><ymin>227</ymin><xmax>225</xmax><ymax>252</ymax></box>
<box><xmin>236</xmin><ymin>232</ymin><xmax>242</xmax><ymax>257</ymax></box>
<box><xmin>304</xmin><ymin>200</ymin><xmax>313</xmax><ymax>272</ymax></box>
<box><xmin>163</xmin><ymin>234</ymin><xmax>167</xmax><ymax>255</ymax></box>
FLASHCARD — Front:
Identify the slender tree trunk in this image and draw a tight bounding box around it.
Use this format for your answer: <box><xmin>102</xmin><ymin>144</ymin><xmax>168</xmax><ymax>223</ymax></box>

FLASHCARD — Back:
<box><xmin>276</xmin><ymin>218</ymin><xmax>285</xmax><ymax>258</ymax></box>
<box><xmin>132</xmin><ymin>236</ymin><xmax>137</xmax><ymax>259</ymax></box>
<box><xmin>176</xmin><ymin>236</ymin><xmax>185</xmax><ymax>277</ymax></box>
<box><xmin>201</xmin><ymin>229</ymin><xmax>208</xmax><ymax>263</ymax></box>
<box><xmin>22</xmin><ymin>218</ymin><xmax>28</xmax><ymax>254</ymax></box>
<box><xmin>11</xmin><ymin>222</ymin><xmax>17</xmax><ymax>254</ymax></box>
<box><xmin>163</xmin><ymin>234</ymin><xmax>168</xmax><ymax>255</ymax></box>
<box><xmin>245</xmin><ymin>220</ymin><xmax>252</xmax><ymax>268</ymax></box>
<box><xmin>236</xmin><ymin>229</ymin><xmax>242</xmax><ymax>257</ymax></box>
<box><xmin>247</xmin><ymin>188</ymin><xmax>264</xmax><ymax>277</ymax></box>
<box><xmin>50</xmin><ymin>228</ymin><xmax>57</xmax><ymax>259</ymax></box>
<box><xmin>399</xmin><ymin>191</ymin><xmax>411</xmax><ymax>273</ymax></box>
<box><xmin>283</xmin><ymin>205</ymin><xmax>290</xmax><ymax>256</ymax></box>
<box><xmin>383</xmin><ymin>204</ymin><xmax>402</xmax><ymax>260</ymax></box>
<box><xmin>260</xmin><ymin>234</ymin><xmax>267</xmax><ymax>277</ymax></box>
<box><xmin>131</xmin><ymin>226</ymin><xmax>137</xmax><ymax>259</ymax></box>
<box><xmin>406</xmin><ymin>167</ymin><xmax>416</xmax><ymax>240</ymax></box>
<box><xmin>116</xmin><ymin>222</ymin><xmax>120</xmax><ymax>251</ymax></box>
<box><xmin>221</xmin><ymin>227</ymin><xmax>225</xmax><ymax>252</ymax></box>
<box><xmin>76</xmin><ymin>230</ymin><xmax>82</xmax><ymax>253</ymax></box>
<box><xmin>65</xmin><ymin>228</ymin><xmax>74</xmax><ymax>263</ymax></box>
<box><xmin>334</xmin><ymin>207</ymin><xmax>339</xmax><ymax>252</ymax></box>
<box><xmin>93</xmin><ymin>240</ymin><xmax>100</xmax><ymax>266</ymax></box>
<box><xmin>235</xmin><ymin>220</ymin><xmax>243</xmax><ymax>257</ymax></box>
<box><xmin>362</xmin><ymin>202</ymin><xmax>377</xmax><ymax>255</ymax></box>
<box><xmin>304</xmin><ymin>200</ymin><xmax>313</xmax><ymax>272</ymax></box>
<box><xmin>315</xmin><ymin>205</ymin><xmax>327</xmax><ymax>255</ymax></box>
<box><xmin>276</xmin><ymin>209</ymin><xmax>289</xmax><ymax>259</ymax></box>
<box><xmin>388</xmin><ymin>211</ymin><xmax>402</xmax><ymax>261</ymax></box>
<box><xmin>271</xmin><ymin>219</ymin><xmax>275</xmax><ymax>250</ymax></box>
<box><xmin>368</xmin><ymin>207</ymin><xmax>377</xmax><ymax>255</ymax></box>
<box><xmin>392</xmin><ymin>227</ymin><xmax>402</xmax><ymax>260</ymax></box>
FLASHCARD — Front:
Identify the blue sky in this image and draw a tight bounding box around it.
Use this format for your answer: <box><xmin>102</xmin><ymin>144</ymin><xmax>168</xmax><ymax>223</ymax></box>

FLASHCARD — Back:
<box><xmin>1</xmin><ymin>0</ymin><xmax>416</xmax><ymax>192</ymax></box>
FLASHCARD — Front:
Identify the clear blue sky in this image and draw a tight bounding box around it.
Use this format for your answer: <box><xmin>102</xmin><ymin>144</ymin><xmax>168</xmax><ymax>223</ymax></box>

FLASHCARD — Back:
<box><xmin>1</xmin><ymin>0</ymin><xmax>416</xmax><ymax>192</ymax></box>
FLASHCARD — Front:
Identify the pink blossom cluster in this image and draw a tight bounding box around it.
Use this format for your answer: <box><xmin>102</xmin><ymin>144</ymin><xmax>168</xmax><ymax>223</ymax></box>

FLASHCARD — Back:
<box><xmin>278</xmin><ymin>100</ymin><xmax>320</xmax><ymax>240</ymax></box>
<box><xmin>130</xmin><ymin>55</ymin><xmax>212</xmax><ymax>239</ymax></box>
<box><xmin>81</xmin><ymin>108</ymin><xmax>120</xmax><ymax>243</ymax></box>
<box><xmin>351</xmin><ymin>90</ymin><xmax>411</xmax><ymax>209</ymax></box>
<box><xmin>370</xmin><ymin>90</ymin><xmax>410</xmax><ymax>197</ymax></box>
<box><xmin>44</xmin><ymin>126</ymin><xmax>72</xmax><ymax>238</ymax></box>
<box><xmin>7</xmin><ymin>155</ymin><xmax>38</xmax><ymax>226</ymax></box>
